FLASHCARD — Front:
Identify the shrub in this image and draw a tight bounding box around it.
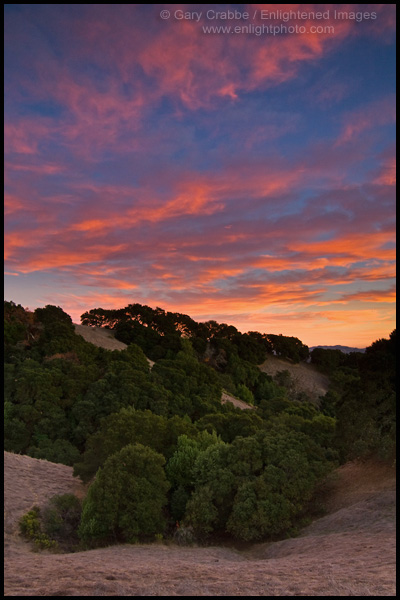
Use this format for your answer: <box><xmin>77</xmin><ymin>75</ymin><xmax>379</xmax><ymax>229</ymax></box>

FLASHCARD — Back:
<box><xmin>19</xmin><ymin>506</ymin><xmax>58</xmax><ymax>551</ymax></box>
<box><xmin>173</xmin><ymin>524</ymin><xmax>197</xmax><ymax>546</ymax></box>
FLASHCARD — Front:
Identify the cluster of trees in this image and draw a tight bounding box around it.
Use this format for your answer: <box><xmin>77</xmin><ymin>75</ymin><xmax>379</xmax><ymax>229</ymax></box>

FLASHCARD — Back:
<box><xmin>310</xmin><ymin>346</ymin><xmax>363</xmax><ymax>375</ymax></box>
<box><xmin>78</xmin><ymin>426</ymin><xmax>333</xmax><ymax>547</ymax></box>
<box><xmin>4</xmin><ymin>300</ymin><xmax>395</xmax><ymax>548</ymax></box>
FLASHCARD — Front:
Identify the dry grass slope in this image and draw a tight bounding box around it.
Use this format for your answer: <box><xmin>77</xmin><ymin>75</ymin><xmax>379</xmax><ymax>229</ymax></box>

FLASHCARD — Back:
<box><xmin>4</xmin><ymin>451</ymin><xmax>395</xmax><ymax>596</ymax></box>
<box><xmin>259</xmin><ymin>355</ymin><xmax>330</xmax><ymax>402</ymax></box>
<box><xmin>74</xmin><ymin>324</ymin><xmax>129</xmax><ymax>351</ymax></box>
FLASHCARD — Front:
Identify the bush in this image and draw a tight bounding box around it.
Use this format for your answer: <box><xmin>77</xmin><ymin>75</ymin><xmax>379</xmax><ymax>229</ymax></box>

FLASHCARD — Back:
<box><xmin>173</xmin><ymin>524</ymin><xmax>197</xmax><ymax>546</ymax></box>
<box><xmin>19</xmin><ymin>506</ymin><xmax>58</xmax><ymax>551</ymax></box>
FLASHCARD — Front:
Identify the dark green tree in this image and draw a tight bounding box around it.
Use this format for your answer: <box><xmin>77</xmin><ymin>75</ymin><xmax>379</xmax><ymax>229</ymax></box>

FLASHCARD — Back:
<box><xmin>166</xmin><ymin>431</ymin><xmax>222</xmax><ymax>521</ymax></box>
<box><xmin>42</xmin><ymin>494</ymin><xmax>82</xmax><ymax>551</ymax></box>
<box><xmin>78</xmin><ymin>444</ymin><xmax>170</xmax><ymax>545</ymax></box>
<box><xmin>73</xmin><ymin>407</ymin><xmax>197</xmax><ymax>482</ymax></box>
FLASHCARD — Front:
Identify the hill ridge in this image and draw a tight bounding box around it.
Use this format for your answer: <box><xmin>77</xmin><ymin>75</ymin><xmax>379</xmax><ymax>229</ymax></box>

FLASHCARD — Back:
<box><xmin>310</xmin><ymin>344</ymin><xmax>366</xmax><ymax>354</ymax></box>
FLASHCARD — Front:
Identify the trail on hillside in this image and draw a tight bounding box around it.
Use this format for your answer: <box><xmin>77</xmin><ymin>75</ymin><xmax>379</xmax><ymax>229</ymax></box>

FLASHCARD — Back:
<box><xmin>221</xmin><ymin>391</ymin><xmax>254</xmax><ymax>410</ymax></box>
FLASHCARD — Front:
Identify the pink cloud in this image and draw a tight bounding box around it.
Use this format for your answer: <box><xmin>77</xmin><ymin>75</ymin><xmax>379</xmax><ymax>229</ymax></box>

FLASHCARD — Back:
<box><xmin>14</xmin><ymin>4</ymin><xmax>374</xmax><ymax>116</ymax></box>
<box><xmin>5</xmin><ymin>146</ymin><xmax>395</xmax><ymax>291</ymax></box>
<box><xmin>372</xmin><ymin>156</ymin><xmax>396</xmax><ymax>186</ymax></box>
<box><xmin>336</xmin><ymin>95</ymin><xmax>396</xmax><ymax>146</ymax></box>
<box><xmin>4</xmin><ymin>121</ymin><xmax>51</xmax><ymax>155</ymax></box>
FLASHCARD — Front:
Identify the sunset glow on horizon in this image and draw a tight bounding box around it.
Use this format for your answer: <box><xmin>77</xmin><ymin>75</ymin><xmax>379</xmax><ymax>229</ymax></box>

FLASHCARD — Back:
<box><xmin>4</xmin><ymin>4</ymin><xmax>396</xmax><ymax>348</ymax></box>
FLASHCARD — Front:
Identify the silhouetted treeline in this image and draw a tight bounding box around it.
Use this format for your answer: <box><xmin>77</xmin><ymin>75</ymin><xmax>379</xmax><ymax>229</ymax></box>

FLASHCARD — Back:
<box><xmin>81</xmin><ymin>303</ymin><xmax>309</xmax><ymax>363</ymax></box>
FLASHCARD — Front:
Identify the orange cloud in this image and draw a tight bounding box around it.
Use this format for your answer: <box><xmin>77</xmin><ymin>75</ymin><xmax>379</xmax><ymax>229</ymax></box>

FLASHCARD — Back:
<box><xmin>16</xmin><ymin>244</ymin><xmax>128</xmax><ymax>273</ymax></box>
<box><xmin>4</xmin><ymin>193</ymin><xmax>27</xmax><ymax>216</ymax></box>
<box><xmin>66</xmin><ymin>162</ymin><xmax>304</xmax><ymax>237</ymax></box>
<box><xmin>4</xmin><ymin>232</ymin><xmax>28</xmax><ymax>261</ymax></box>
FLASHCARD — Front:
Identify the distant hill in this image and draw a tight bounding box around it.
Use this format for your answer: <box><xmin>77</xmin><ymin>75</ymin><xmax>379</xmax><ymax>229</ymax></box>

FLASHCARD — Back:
<box><xmin>310</xmin><ymin>345</ymin><xmax>366</xmax><ymax>354</ymax></box>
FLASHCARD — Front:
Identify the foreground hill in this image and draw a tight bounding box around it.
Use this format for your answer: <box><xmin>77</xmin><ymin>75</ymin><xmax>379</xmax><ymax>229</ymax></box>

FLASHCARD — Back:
<box><xmin>4</xmin><ymin>451</ymin><xmax>395</xmax><ymax>596</ymax></box>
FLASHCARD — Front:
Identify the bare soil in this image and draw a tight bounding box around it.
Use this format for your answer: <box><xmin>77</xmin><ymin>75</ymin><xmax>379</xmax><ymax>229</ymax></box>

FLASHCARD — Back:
<box><xmin>259</xmin><ymin>355</ymin><xmax>330</xmax><ymax>402</ymax></box>
<box><xmin>4</xmin><ymin>451</ymin><xmax>396</xmax><ymax>596</ymax></box>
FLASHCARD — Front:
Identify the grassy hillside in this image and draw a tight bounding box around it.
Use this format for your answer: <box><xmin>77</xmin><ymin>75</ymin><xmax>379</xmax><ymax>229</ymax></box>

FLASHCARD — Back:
<box><xmin>4</xmin><ymin>451</ymin><xmax>396</xmax><ymax>596</ymax></box>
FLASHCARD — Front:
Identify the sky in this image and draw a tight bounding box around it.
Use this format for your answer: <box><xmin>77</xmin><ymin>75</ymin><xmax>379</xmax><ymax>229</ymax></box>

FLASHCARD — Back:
<box><xmin>4</xmin><ymin>4</ymin><xmax>396</xmax><ymax>347</ymax></box>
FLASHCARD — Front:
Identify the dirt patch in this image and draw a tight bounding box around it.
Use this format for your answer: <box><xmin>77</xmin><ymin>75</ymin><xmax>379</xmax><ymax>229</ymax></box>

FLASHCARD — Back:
<box><xmin>259</xmin><ymin>355</ymin><xmax>330</xmax><ymax>402</ymax></box>
<box><xmin>4</xmin><ymin>452</ymin><xmax>396</xmax><ymax>596</ymax></box>
<box><xmin>221</xmin><ymin>391</ymin><xmax>254</xmax><ymax>410</ymax></box>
